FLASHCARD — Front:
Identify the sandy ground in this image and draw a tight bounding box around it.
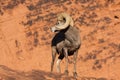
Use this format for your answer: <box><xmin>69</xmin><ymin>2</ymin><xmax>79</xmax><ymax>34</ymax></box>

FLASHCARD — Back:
<box><xmin>0</xmin><ymin>0</ymin><xmax>120</xmax><ymax>80</ymax></box>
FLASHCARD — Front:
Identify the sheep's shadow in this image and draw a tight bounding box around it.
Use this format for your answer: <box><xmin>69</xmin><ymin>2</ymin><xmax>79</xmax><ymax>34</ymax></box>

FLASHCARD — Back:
<box><xmin>0</xmin><ymin>65</ymin><xmax>73</xmax><ymax>80</ymax></box>
<box><xmin>0</xmin><ymin>65</ymin><xmax>108</xmax><ymax>80</ymax></box>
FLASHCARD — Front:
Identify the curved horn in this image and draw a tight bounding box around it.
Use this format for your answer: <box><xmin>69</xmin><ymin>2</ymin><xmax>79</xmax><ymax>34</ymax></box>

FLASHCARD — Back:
<box><xmin>55</xmin><ymin>13</ymin><xmax>74</xmax><ymax>30</ymax></box>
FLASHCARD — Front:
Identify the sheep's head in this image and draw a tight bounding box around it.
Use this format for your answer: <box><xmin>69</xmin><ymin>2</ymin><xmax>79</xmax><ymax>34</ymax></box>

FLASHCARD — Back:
<box><xmin>51</xmin><ymin>12</ymin><xmax>74</xmax><ymax>32</ymax></box>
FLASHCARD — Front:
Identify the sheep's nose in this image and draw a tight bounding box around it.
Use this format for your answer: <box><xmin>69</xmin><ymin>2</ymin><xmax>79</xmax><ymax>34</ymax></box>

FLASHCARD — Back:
<box><xmin>50</xmin><ymin>27</ymin><xmax>55</xmax><ymax>32</ymax></box>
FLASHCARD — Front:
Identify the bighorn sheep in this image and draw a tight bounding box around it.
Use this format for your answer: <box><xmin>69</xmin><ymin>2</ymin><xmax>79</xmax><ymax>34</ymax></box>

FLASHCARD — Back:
<box><xmin>50</xmin><ymin>12</ymin><xmax>81</xmax><ymax>78</ymax></box>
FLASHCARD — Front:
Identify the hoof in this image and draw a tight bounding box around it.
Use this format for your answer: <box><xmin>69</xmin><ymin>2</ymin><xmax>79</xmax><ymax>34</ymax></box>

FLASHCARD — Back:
<box><xmin>64</xmin><ymin>70</ymin><xmax>69</xmax><ymax>76</ymax></box>
<box><xmin>73</xmin><ymin>72</ymin><xmax>77</xmax><ymax>79</ymax></box>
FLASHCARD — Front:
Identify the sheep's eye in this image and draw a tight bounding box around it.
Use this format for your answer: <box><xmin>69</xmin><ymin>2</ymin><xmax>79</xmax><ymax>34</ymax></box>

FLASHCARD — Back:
<box><xmin>56</xmin><ymin>22</ymin><xmax>59</xmax><ymax>25</ymax></box>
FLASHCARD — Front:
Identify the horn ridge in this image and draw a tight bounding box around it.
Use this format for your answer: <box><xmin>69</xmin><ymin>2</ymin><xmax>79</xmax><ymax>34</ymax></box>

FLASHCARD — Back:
<box><xmin>55</xmin><ymin>12</ymin><xmax>74</xmax><ymax>30</ymax></box>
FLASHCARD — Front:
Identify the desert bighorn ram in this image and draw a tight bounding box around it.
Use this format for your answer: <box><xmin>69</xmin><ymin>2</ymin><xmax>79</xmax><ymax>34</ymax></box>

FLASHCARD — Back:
<box><xmin>50</xmin><ymin>12</ymin><xmax>81</xmax><ymax>78</ymax></box>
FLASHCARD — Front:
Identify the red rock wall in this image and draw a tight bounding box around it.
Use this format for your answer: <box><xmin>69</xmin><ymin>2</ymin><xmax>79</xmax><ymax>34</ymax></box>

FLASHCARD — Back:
<box><xmin>0</xmin><ymin>0</ymin><xmax>120</xmax><ymax>80</ymax></box>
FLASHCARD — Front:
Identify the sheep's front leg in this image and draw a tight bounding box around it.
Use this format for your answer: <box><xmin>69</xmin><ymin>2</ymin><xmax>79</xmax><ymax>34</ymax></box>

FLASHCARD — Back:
<box><xmin>56</xmin><ymin>59</ymin><xmax>61</xmax><ymax>73</ymax></box>
<box><xmin>51</xmin><ymin>47</ymin><xmax>56</xmax><ymax>72</ymax></box>
<box><xmin>64</xmin><ymin>48</ymin><xmax>69</xmax><ymax>76</ymax></box>
<box><xmin>73</xmin><ymin>50</ymin><xmax>78</xmax><ymax>79</ymax></box>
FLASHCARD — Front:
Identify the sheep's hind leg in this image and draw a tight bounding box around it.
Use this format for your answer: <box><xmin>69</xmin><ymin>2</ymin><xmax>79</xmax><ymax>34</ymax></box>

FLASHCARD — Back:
<box><xmin>73</xmin><ymin>50</ymin><xmax>78</xmax><ymax>79</ymax></box>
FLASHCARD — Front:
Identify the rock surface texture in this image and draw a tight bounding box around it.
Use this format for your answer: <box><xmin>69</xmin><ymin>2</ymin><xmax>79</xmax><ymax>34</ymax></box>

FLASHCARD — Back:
<box><xmin>0</xmin><ymin>0</ymin><xmax>120</xmax><ymax>80</ymax></box>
